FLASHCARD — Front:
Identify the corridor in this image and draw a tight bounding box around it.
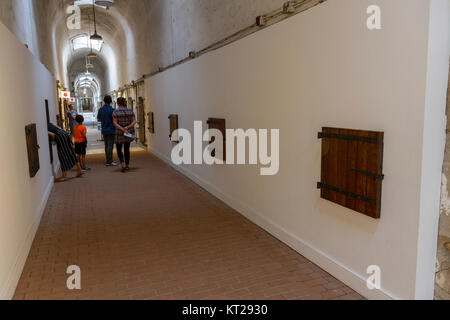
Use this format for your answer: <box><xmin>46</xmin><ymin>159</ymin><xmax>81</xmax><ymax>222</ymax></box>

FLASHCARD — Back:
<box><xmin>13</xmin><ymin>151</ymin><xmax>361</xmax><ymax>300</ymax></box>
<box><xmin>1</xmin><ymin>0</ymin><xmax>449</xmax><ymax>302</ymax></box>
<box><xmin>84</xmin><ymin>124</ymin><xmax>145</xmax><ymax>155</ymax></box>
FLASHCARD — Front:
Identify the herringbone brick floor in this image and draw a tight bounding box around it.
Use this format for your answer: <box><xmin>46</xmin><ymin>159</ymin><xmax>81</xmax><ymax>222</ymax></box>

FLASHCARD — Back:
<box><xmin>13</xmin><ymin>151</ymin><xmax>363</xmax><ymax>300</ymax></box>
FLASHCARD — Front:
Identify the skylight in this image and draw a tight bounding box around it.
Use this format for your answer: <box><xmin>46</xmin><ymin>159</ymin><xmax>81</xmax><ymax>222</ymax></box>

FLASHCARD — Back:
<box><xmin>71</xmin><ymin>34</ymin><xmax>103</xmax><ymax>52</ymax></box>
<box><xmin>74</xmin><ymin>1</ymin><xmax>108</xmax><ymax>9</ymax></box>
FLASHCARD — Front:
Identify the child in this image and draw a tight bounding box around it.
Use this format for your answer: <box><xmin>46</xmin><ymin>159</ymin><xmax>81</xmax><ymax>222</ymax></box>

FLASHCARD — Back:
<box><xmin>74</xmin><ymin>115</ymin><xmax>91</xmax><ymax>171</ymax></box>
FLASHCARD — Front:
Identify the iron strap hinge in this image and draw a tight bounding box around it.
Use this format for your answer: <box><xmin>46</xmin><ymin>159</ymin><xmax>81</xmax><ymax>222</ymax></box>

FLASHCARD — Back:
<box><xmin>350</xmin><ymin>168</ymin><xmax>384</xmax><ymax>180</ymax></box>
<box><xmin>318</xmin><ymin>132</ymin><xmax>378</xmax><ymax>144</ymax></box>
<box><xmin>317</xmin><ymin>182</ymin><xmax>375</xmax><ymax>204</ymax></box>
<box><xmin>207</xmin><ymin>120</ymin><xmax>224</xmax><ymax>125</ymax></box>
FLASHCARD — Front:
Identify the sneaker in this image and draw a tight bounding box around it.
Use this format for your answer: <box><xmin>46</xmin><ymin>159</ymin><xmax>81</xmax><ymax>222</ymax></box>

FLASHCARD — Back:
<box><xmin>106</xmin><ymin>162</ymin><xmax>118</xmax><ymax>167</ymax></box>
<box><xmin>82</xmin><ymin>168</ymin><xmax>92</xmax><ymax>171</ymax></box>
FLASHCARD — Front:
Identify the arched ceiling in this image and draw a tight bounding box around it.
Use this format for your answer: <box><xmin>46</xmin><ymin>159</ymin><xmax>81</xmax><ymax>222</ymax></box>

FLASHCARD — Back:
<box><xmin>74</xmin><ymin>72</ymin><xmax>102</xmax><ymax>99</ymax></box>
<box><xmin>1</xmin><ymin>0</ymin><xmax>294</xmax><ymax>94</ymax></box>
<box><xmin>67</xmin><ymin>48</ymin><xmax>107</xmax><ymax>95</ymax></box>
<box><xmin>28</xmin><ymin>0</ymin><xmax>137</xmax><ymax>94</ymax></box>
<box><xmin>67</xmin><ymin>48</ymin><xmax>108</xmax><ymax>73</ymax></box>
<box><xmin>57</xmin><ymin>1</ymin><xmax>132</xmax><ymax>93</ymax></box>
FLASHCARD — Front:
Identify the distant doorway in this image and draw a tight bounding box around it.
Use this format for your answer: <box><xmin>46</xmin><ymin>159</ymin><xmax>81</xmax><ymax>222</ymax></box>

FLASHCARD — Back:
<box><xmin>81</xmin><ymin>97</ymin><xmax>93</xmax><ymax>112</ymax></box>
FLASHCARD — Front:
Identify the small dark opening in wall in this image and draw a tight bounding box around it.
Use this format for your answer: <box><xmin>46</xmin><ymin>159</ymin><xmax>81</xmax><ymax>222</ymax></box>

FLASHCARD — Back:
<box><xmin>45</xmin><ymin>99</ymin><xmax>53</xmax><ymax>164</ymax></box>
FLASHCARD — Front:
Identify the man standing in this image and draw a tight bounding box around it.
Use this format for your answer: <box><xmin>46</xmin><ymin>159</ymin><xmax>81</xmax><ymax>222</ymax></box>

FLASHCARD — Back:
<box><xmin>66</xmin><ymin>104</ymin><xmax>78</xmax><ymax>141</ymax></box>
<box><xmin>97</xmin><ymin>95</ymin><xmax>117</xmax><ymax>166</ymax></box>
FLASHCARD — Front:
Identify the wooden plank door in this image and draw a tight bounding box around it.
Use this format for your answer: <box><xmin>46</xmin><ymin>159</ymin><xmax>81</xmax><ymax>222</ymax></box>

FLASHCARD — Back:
<box><xmin>318</xmin><ymin>127</ymin><xmax>384</xmax><ymax>219</ymax></box>
<box><xmin>25</xmin><ymin>124</ymin><xmax>40</xmax><ymax>178</ymax></box>
<box><xmin>207</xmin><ymin>118</ymin><xmax>226</xmax><ymax>161</ymax></box>
<box><xmin>148</xmin><ymin>112</ymin><xmax>155</xmax><ymax>134</ymax></box>
<box><xmin>45</xmin><ymin>100</ymin><xmax>53</xmax><ymax>164</ymax></box>
<box><xmin>168</xmin><ymin>114</ymin><xmax>179</xmax><ymax>142</ymax></box>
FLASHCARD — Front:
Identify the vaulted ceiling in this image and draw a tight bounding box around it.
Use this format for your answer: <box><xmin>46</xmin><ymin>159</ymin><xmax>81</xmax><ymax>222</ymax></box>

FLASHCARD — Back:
<box><xmin>0</xmin><ymin>0</ymin><xmax>290</xmax><ymax>94</ymax></box>
<box><xmin>38</xmin><ymin>0</ymin><xmax>134</xmax><ymax>93</ymax></box>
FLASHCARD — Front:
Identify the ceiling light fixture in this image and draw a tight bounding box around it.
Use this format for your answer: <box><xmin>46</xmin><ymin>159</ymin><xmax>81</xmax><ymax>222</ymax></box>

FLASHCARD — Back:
<box><xmin>85</xmin><ymin>56</ymin><xmax>94</xmax><ymax>69</ymax></box>
<box><xmin>95</xmin><ymin>0</ymin><xmax>114</xmax><ymax>8</ymax></box>
<box><xmin>87</xmin><ymin>14</ymin><xmax>97</xmax><ymax>58</ymax></box>
<box><xmin>90</xmin><ymin>1</ymin><xmax>103</xmax><ymax>41</ymax></box>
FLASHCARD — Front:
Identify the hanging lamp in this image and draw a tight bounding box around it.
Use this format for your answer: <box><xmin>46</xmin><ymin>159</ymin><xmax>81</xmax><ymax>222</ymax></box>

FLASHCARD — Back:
<box><xmin>87</xmin><ymin>14</ymin><xmax>97</xmax><ymax>58</ymax></box>
<box><xmin>95</xmin><ymin>0</ymin><xmax>114</xmax><ymax>8</ymax></box>
<box><xmin>90</xmin><ymin>1</ymin><xmax>103</xmax><ymax>41</ymax></box>
<box><xmin>85</xmin><ymin>55</ymin><xmax>94</xmax><ymax>69</ymax></box>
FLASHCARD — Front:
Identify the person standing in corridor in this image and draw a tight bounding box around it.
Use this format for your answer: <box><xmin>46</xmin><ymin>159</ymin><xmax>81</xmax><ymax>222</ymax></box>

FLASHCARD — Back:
<box><xmin>97</xmin><ymin>95</ymin><xmax>117</xmax><ymax>166</ymax></box>
<box><xmin>48</xmin><ymin>122</ymin><xmax>83</xmax><ymax>182</ymax></box>
<box><xmin>73</xmin><ymin>115</ymin><xmax>91</xmax><ymax>172</ymax></box>
<box><xmin>66</xmin><ymin>104</ymin><xmax>78</xmax><ymax>142</ymax></box>
<box><xmin>113</xmin><ymin>97</ymin><xmax>136</xmax><ymax>172</ymax></box>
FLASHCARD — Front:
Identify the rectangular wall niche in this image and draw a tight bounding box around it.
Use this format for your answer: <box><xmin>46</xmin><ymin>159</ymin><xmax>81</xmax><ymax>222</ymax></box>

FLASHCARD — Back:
<box><xmin>207</xmin><ymin>118</ymin><xmax>226</xmax><ymax>161</ymax></box>
<box><xmin>45</xmin><ymin>99</ymin><xmax>53</xmax><ymax>164</ymax></box>
<box><xmin>148</xmin><ymin>112</ymin><xmax>155</xmax><ymax>134</ymax></box>
<box><xmin>168</xmin><ymin>114</ymin><xmax>179</xmax><ymax>142</ymax></box>
<box><xmin>25</xmin><ymin>123</ymin><xmax>40</xmax><ymax>178</ymax></box>
<box><xmin>317</xmin><ymin>127</ymin><xmax>384</xmax><ymax>219</ymax></box>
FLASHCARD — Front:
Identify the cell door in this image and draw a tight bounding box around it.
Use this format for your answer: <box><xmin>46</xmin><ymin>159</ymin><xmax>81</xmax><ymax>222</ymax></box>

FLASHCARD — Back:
<box><xmin>25</xmin><ymin>124</ymin><xmax>40</xmax><ymax>178</ymax></box>
<box><xmin>45</xmin><ymin>100</ymin><xmax>53</xmax><ymax>163</ymax></box>
<box><xmin>58</xmin><ymin>98</ymin><xmax>64</xmax><ymax>128</ymax></box>
<box><xmin>207</xmin><ymin>118</ymin><xmax>226</xmax><ymax>161</ymax></box>
<box><xmin>137</xmin><ymin>97</ymin><xmax>146</xmax><ymax>145</ymax></box>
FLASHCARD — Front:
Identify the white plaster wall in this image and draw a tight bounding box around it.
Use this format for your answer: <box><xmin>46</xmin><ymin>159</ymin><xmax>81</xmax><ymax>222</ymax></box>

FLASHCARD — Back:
<box><xmin>0</xmin><ymin>21</ymin><xmax>57</xmax><ymax>299</ymax></box>
<box><xmin>145</xmin><ymin>0</ymin><xmax>445</xmax><ymax>299</ymax></box>
<box><xmin>0</xmin><ymin>0</ymin><xmax>40</xmax><ymax>58</ymax></box>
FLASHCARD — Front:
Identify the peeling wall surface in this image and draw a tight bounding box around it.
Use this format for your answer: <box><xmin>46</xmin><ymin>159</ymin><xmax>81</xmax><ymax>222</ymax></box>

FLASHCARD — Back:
<box><xmin>437</xmin><ymin>69</ymin><xmax>450</xmax><ymax>300</ymax></box>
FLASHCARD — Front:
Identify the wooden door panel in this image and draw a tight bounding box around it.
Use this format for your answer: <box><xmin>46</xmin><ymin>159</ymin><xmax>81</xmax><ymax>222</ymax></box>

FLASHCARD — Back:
<box><xmin>148</xmin><ymin>112</ymin><xmax>155</xmax><ymax>134</ymax></box>
<box><xmin>45</xmin><ymin>99</ymin><xmax>53</xmax><ymax>164</ymax></box>
<box><xmin>25</xmin><ymin>124</ymin><xmax>40</xmax><ymax>178</ymax></box>
<box><xmin>207</xmin><ymin>118</ymin><xmax>226</xmax><ymax>161</ymax></box>
<box><xmin>318</xmin><ymin>127</ymin><xmax>384</xmax><ymax>219</ymax></box>
<box><xmin>168</xmin><ymin>114</ymin><xmax>179</xmax><ymax>142</ymax></box>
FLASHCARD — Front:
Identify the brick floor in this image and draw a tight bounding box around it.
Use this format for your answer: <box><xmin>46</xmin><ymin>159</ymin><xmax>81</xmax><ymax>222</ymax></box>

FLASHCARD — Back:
<box><xmin>13</xmin><ymin>151</ymin><xmax>364</xmax><ymax>300</ymax></box>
